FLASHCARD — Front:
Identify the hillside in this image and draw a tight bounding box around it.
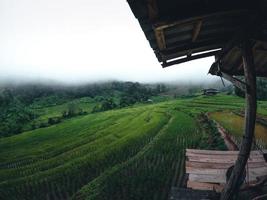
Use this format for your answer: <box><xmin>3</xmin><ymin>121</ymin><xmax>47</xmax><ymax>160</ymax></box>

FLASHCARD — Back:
<box><xmin>0</xmin><ymin>94</ymin><xmax>267</xmax><ymax>199</ymax></box>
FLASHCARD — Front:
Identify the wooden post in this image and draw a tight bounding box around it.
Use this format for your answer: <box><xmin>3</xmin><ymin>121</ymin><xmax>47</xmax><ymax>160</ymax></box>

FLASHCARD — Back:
<box><xmin>220</xmin><ymin>40</ymin><xmax>257</xmax><ymax>200</ymax></box>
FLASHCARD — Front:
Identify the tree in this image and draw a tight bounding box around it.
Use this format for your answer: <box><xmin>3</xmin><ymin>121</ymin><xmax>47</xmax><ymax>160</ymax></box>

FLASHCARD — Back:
<box><xmin>62</xmin><ymin>103</ymin><xmax>82</xmax><ymax>118</ymax></box>
<box><xmin>92</xmin><ymin>98</ymin><xmax>117</xmax><ymax>112</ymax></box>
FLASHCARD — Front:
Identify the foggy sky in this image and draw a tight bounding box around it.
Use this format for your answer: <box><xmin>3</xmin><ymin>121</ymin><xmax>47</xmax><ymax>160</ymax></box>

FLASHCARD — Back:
<box><xmin>0</xmin><ymin>0</ymin><xmax>221</xmax><ymax>84</ymax></box>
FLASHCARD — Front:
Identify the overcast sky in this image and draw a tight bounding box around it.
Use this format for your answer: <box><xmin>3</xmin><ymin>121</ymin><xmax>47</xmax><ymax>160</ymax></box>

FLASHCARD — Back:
<box><xmin>0</xmin><ymin>0</ymin><xmax>220</xmax><ymax>84</ymax></box>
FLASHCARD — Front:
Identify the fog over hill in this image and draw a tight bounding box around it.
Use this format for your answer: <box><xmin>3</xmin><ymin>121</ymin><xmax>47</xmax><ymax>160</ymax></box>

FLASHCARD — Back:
<box><xmin>1</xmin><ymin>0</ymin><xmax>221</xmax><ymax>85</ymax></box>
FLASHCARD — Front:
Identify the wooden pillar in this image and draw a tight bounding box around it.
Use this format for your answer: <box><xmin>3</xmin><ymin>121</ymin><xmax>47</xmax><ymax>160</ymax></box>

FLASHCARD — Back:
<box><xmin>220</xmin><ymin>40</ymin><xmax>257</xmax><ymax>200</ymax></box>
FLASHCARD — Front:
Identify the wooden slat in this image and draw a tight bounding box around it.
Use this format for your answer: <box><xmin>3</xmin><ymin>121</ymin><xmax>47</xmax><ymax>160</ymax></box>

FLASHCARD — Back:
<box><xmin>187</xmin><ymin>156</ymin><xmax>264</xmax><ymax>163</ymax></box>
<box><xmin>186</xmin><ymin>149</ymin><xmax>267</xmax><ymax>155</ymax></box>
<box><xmin>185</xmin><ymin>149</ymin><xmax>267</xmax><ymax>191</ymax></box>
<box><xmin>186</xmin><ymin>166</ymin><xmax>267</xmax><ymax>176</ymax></box>
<box><xmin>186</xmin><ymin>160</ymin><xmax>267</xmax><ymax>169</ymax></box>
<box><xmin>188</xmin><ymin>169</ymin><xmax>266</xmax><ymax>183</ymax></box>
<box><xmin>186</xmin><ymin>149</ymin><xmax>238</xmax><ymax>155</ymax></box>
<box><xmin>186</xmin><ymin>152</ymin><xmax>264</xmax><ymax>159</ymax></box>
<box><xmin>187</xmin><ymin>167</ymin><xmax>227</xmax><ymax>175</ymax></box>
<box><xmin>189</xmin><ymin>173</ymin><xmax>227</xmax><ymax>183</ymax></box>
<box><xmin>248</xmin><ymin>167</ymin><xmax>267</xmax><ymax>178</ymax></box>
<box><xmin>187</xmin><ymin>181</ymin><xmax>224</xmax><ymax>192</ymax></box>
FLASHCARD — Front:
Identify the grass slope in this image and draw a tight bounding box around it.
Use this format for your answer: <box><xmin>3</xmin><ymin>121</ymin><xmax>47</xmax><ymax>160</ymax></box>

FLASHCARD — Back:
<box><xmin>73</xmin><ymin>111</ymin><xmax>200</xmax><ymax>200</ymax></box>
<box><xmin>0</xmin><ymin>94</ymin><xmax>267</xmax><ymax>200</ymax></box>
<box><xmin>0</xmin><ymin>103</ymin><xmax>172</xmax><ymax>199</ymax></box>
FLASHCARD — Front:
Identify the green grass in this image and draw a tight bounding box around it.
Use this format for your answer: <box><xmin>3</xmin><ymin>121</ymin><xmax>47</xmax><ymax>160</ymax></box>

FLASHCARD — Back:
<box><xmin>27</xmin><ymin>97</ymin><xmax>96</xmax><ymax>129</ymax></box>
<box><xmin>1</xmin><ymin>94</ymin><xmax>267</xmax><ymax>200</ymax></box>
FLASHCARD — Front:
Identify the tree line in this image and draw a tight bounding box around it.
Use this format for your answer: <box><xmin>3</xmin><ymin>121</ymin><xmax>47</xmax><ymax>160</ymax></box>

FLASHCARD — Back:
<box><xmin>0</xmin><ymin>81</ymin><xmax>165</xmax><ymax>137</ymax></box>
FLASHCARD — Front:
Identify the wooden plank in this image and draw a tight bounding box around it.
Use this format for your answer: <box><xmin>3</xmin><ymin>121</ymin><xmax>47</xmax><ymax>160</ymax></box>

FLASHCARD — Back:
<box><xmin>186</xmin><ymin>166</ymin><xmax>267</xmax><ymax>176</ymax></box>
<box><xmin>187</xmin><ymin>167</ymin><xmax>227</xmax><ymax>175</ymax></box>
<box><xmin>248</xmin><ymin>167</ymin><xmax>267</xmax><ymax>178</ymax></box>
<box><xmin>187</xmin><ymin>181</ymin><xmax>224</xmax><ymax>192</ymax></box>
<box><xmin>186</xmin><ymin>161</ymin><xmax>267</xmax><ymax>169</ymax></box>
<box><xmin>188</xmin><ymin>168</ymin><xmax>266</xmax><ymax>183</ymax></box>
<box><xmin>187</xmin><ymin>149</ymin><xmax>237</xmax><ymax>155</ymax></box>
<box><xmin>186</xmin><ymin>152</ymin><xmax>264</xmax><ymax>159</ymax></box>
<box><xmin>187</xmin><ymin>156</ymin><xmax>264</xmax><ymax>163</ymax></box>
<box><xmin>189</xmin><ymin>173</ymin><xmax>227</xmax><ymax>183</ymax></box>
<box><xmin>186</xmin><ymin>149</ymin><xmax>266</xmax><ymax>155</ymax></box>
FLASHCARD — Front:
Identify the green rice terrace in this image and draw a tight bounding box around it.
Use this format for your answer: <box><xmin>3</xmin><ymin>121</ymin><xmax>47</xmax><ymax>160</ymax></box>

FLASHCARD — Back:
<box><xmin>1</xmin><ymin>94</ymin><xmax>267</xmax><ymax>200</ymax></box>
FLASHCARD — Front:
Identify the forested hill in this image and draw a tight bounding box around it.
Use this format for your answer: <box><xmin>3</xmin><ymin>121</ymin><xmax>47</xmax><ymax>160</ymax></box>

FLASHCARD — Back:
<box><xmin>0</xmin><ymin>81</ymin><xmax>163</xmax><ymax>137</ymax></box>
<box><xmin>0</xmin><ymin>80</ymin><xmax>234</xmax><ymax>137</ymax></box>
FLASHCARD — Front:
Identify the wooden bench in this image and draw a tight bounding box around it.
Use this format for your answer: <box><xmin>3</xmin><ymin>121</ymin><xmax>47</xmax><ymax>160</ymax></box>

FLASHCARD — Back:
<box><xmin>186</xmin><ymin>149</ymin><xmax>267</xmax><ymax>192</ymax></box>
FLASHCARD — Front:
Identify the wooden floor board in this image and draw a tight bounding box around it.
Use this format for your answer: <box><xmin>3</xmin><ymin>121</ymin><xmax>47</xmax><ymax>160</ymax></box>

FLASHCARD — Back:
<box><xmin>185</xmin><ymin>149</ymin><xmax>267</xmax><ymax>191</ymax></box>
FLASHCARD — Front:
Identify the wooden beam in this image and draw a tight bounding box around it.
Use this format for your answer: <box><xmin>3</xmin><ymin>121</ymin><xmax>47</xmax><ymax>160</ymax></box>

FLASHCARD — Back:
<box><xmin>220</xmin><ymin>72</ymin><xmax>247</xmax><ymax>92</ymax></box>
<box><xmin>192</xmin><ymin>21</ymin><xmax>202</xmax><ymax>42</ymax></box>
<box><xmin>160</xmin><ymin>37</ymin><xmax>226</xmax><ymax>56</ymax></box>
<box><xmin>162</xmin><ymin>50</ymin><xmax>220</xmax><ymax>68</ymax></box>
<box><xmin>187</xmin><ymin>21</ymin><xmax>203</xmax><ymax>56</ymax></box>
<box><xmin>155</xmin><ymin>29</ymin><xmax>166</xmax><ymax>50</ymax></box>
<box><xmin>220</xmin><ymin>40</ymin><xmax>257</xmax><ymax>200</ymax></box>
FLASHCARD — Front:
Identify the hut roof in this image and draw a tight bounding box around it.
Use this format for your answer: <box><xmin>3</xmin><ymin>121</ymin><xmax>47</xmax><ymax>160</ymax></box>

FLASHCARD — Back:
<box><xmin>127</xmin><ymin>0</ymin><xmax>267</xmax><ymax>76</ymax></box>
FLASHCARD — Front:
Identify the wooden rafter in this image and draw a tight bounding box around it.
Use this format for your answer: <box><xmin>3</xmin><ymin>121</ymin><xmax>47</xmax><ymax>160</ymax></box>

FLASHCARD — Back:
<box><xmin>155</xmin><ymin>29</ymin><xmax>166</xmax><ymax>50</ymax></box>
<box><xmin>187</xmin><ymin>20</ymin><xmax>202</xmax><ymax>56</ymax></box>
<box><xmin>220</xmin><ymin>72</ymin><xmax>247</xmax><ymax>92</ymax></box>
<box><xmin>192</xmin><ymin>21</ymin><xmax>202</xmax><ymax>42</ymax></box>
<box><xmin>162</xmin><ymin>50</ymin><xmax>220</xmax><ymax>68</ymax></box>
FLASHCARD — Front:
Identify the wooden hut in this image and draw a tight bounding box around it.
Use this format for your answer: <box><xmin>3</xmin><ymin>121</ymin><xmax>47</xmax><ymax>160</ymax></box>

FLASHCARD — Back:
<box><xmin>126</xmin><ymin>0</ymin><xmax>267</xmax><ymax>199</ymax></box>
<box><xmin>202</xmin><ymin>88</ymin><xmax>220</xmax><ymax>96</ymax></box>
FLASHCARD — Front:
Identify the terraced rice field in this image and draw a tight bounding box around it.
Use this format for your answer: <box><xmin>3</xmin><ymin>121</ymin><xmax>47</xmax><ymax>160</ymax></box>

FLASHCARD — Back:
<box><xmin>0</xmin><ymin>94</ymin><xmax>267</xmax><ymax>200</ymax></box>
<box><xmin>210</xmin><ymin>111</ymin><xmax>267</xmax><ymax>148</ymax></box>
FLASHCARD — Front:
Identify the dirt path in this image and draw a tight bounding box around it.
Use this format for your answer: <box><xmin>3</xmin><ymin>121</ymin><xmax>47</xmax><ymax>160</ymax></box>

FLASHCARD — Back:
<box><xmin>214</xmin><ymin>121</ymin><xmax>239</xmax><ymax>150</ymax></box>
